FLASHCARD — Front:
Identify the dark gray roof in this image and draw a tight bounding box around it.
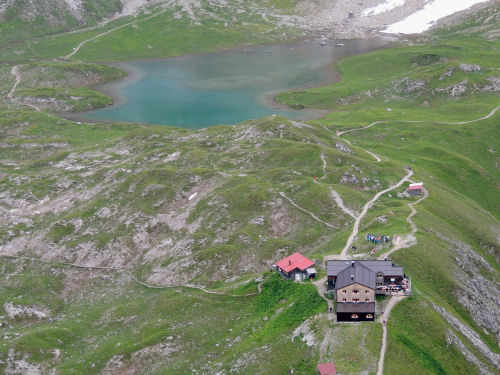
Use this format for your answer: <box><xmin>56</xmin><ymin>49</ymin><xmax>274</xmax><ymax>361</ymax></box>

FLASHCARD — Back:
<box><xmin>327</xmin><ymin>260</ymin><xmax>353</xmax><ymax>277</ymax></box>
<box><xmin>327</xmin><ymin>260</ymin><xmax>403</xmax><ymax>277</ymax></box>
<box><xmin>335</xmin><ymin>262</ymin><xmax>375</xmax><ymax>290</ymax></box>
<box><xmin>337</xmin><ymin>302</ymin><xmax>375</xmax><ymax>313</ymax></box>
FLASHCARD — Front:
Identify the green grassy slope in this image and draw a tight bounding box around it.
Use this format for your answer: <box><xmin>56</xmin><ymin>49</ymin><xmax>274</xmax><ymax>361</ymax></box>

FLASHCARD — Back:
<box><xmin>0</xmin><ymin>1</ymin><xmax>299</xmax><ymax>63</ymax></box>
<box><xmin>0</xmin><ymin>1</ymin><xmax>499</xmax><ymax>374</ymax></box>
<box><xmin>0</xmin><ymin>0</ymin><xmax>123</xmax><ymax>50</ymax></box>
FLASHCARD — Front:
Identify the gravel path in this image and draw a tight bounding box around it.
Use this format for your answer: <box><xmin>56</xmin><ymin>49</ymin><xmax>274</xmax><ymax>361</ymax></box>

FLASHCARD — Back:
<box><xmin>280</xmin><ymin>191</ymin><xmax>338</xmax><ymax>229</ymax></box>
<box><xmin>376</xmin><ymin>295</ymin><xmax>406</xmax><ymax>375</ymax></box>
<box><xmin>0</xmin><ymin>254</ymin><xmax>259</xmax><ymax>297</ymax></box>
<box><xmin>336</xmin><ymin>105</ymin><xmax>500</xmax><ymax>136</ymax></box>
<box><xmin>64</xmin><ymin>9</ymin><xmax>171</xmax><ymax>60</ymax></box>
<box><xmin>365</xmin><ymin>149</ymin><xmax>381</xmax><ymax>162</ymax></box>
<box><xmin>7</xmin><ymin>66</ymin><xmax>41</xmax><ymax>112</ymax></box>
<box><xmin>321</xmin><ymin>153</ymin><xmax>328</xmax><ymax>179</ymax></box>
<box><xmin>329</xmin><ymin>188</ymin><xmax>358</xmax><ymax>219</ymax></box>
<box><xmin>340</xmin><ymin>168</ymin><xmax>413</xmax><ymax>258</ymax></box>
<box><xmin>378</xmin><ymin>186</ymin><xmax>429</xmax><ymax>260</ymax></box>
<box><xmin>314</xmin><ymin>276</ymin><xmax>334</xmax><ymax>319</ymax></box>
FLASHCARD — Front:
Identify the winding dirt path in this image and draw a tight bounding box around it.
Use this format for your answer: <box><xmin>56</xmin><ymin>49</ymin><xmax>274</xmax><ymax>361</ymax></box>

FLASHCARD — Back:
<box><xmin>280</xmin><ymin>191</ymin><xmax>338</xmax><ymax>229</ymax></box>
<box><xmin>0</xmin><ymin>254</ymin><xmax>259</xmax><ymax>298</ymax></box>
<box><xmin>378</xmin><ymin>186</ymin><xmax>429</xmax><ymax>260</ymax></box>
<box><xmin>365</xmin><ymin>150</ymin><xmax>381</xmax><ymax>162</ymax></box>
<box><xmin>336</xmin><ymin>105</ymin><xmax>500</xmax><ymax>136</ymax></box>
<box><xmin>340</xmin><ymin>169</ymin><xmax>413</xmax><ymax>258</ymax></box>
<box><xmin>329</xmin><ymin>188</ymin><xmax>358</xmax><ymax>219</ymax></box>
<box><xmin>7</xmin><ymin>65</ymin><xmax>41</xmax><ymax>112</ymax></box>
<box><xmin>314</xmin><ymin>276</ymin><xmax>334</xmax><ymax>319</ymax></box>
<box><xmin>7</xmin><ymin>66</ymin><xmax>20</xmax><ymax>99</ymax></box>
<box><xmin>376</xmin><ymin>295</ymin><xmax>405</xmax><ymax>375</ymax></box>
<box><xmin>321</xmin><ymin>153</ymin><xmax>328</xmax><ymax>179</ymax></box>
<box><xmin>322</xmin><ymin>152</ymin><xmax>359</xmax><ymax>219</ymax></box>
<box><xmin>64</xmin><ymin>8</ymin><xmax>171</xmax><ymax>60</ymax></box>
<box><xmin>337</xmin><ymin>121</ymin><xmax>385</xmax><ymax>136</ymax></box>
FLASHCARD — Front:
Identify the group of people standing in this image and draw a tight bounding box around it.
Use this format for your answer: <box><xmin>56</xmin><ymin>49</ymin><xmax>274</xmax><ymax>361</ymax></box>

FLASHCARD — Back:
<box><xmin>366</xmin><ymin>234</ymin><xmax>390</xmax><ymax>243</ymax></box>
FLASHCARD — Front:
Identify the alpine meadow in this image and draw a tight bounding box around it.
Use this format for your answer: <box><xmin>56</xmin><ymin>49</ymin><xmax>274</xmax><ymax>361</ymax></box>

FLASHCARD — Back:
<box><xmin>0</xmin><ymin>0</ymin><xmax>499</xmax><ymax>374</ymax></box>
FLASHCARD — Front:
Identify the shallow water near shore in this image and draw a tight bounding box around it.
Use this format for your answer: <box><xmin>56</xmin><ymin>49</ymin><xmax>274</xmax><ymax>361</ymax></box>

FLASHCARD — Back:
<box><xmin>81</xmin><ymin>40</ymin><xmax>388</xmax><ymax>129</ymax></box>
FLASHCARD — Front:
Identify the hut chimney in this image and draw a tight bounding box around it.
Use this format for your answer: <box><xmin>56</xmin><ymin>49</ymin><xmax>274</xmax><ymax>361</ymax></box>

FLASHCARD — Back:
<box><xmin>289</xmin><ymin>260</ymin><xmax>292</xmax><ymax>266</ymax></box>
<box><xmin>351</xmin><ymin>261</ymin><xmax>355</xmax><ymax>268</ymax></box>
<box><xmin>351</xmin><ymin>274</ymin><xmax>354</xmax><ymax>280</ymax></box>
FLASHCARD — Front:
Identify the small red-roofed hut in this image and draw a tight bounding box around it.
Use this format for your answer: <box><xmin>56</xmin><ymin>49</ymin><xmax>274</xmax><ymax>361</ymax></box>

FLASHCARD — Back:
<box><xmin>275</xmin><ymin>252</ymin><xmax>316</xmax><ymax>281</ymax></box>
<box><xmin>317</xmin><ymin>362</ymin><xmax>336</xmax><ymax>375</ymax></box>
<box><xmin>407</xmin><ymin>182</ymin><xmax>423</xmax><ymax>196</ymax></box>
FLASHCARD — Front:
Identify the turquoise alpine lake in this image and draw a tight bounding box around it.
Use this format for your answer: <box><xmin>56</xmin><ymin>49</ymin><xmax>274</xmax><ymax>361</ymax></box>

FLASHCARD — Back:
<box><xmin>82</xmin><ymin>40</ymin><xmax>388</xmax><ymax>128</ymax></box>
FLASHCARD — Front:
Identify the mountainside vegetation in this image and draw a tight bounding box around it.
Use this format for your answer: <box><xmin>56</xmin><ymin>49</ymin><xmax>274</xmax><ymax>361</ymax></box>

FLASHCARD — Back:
<box><xmin>0</xmin><ymin>0</ymin><xmax>125</xmax><ymax>49</ymax></box>
<box><xmin>0</xmin><ymin>0</ymin><xmax>499</xmax><ymax>374</ymax></box>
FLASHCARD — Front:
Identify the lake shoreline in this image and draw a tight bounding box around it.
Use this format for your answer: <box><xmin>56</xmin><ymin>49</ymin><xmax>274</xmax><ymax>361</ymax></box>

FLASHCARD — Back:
<box><xmin>63</xmin><ymin>39</ymin><xmax>390</xmax><ymax>128</ymax></box>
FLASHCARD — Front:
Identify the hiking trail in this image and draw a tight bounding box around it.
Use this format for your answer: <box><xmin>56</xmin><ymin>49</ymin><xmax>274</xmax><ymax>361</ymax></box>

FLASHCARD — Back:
<box><xmin>280</xmin><ymin>192</ymin><xmax>338</xmax><ymax>229</ymax></box>
<box><xmin>378</xmin><ymin>186</ymin><xmax>429</xmax><ymax>260</ymax></box>
<box><xmin>376</xmin><ymin>295</ymin><xmax>405</xmax><ymax>375</ymax></box>
<box><xmin>7</xmin><ymin>65</ymin><xmax>41</xmax><ymax>112</ymax></box>
<box><xmin>365</xmin><ymin>149</ymin><xmax>381</xmax><ymax>162</ymax></box>
<box><xmin>313</xmin><ymin>276</ymin><xmax>334</xmax><ymax>320</ymax></box>
<box><xmin>321</xmin><ymin>153</ymin><xmax>328</xmax><ymax>179</ymax></box>
<box><xmin>0</xmin><ymin>254</ymin><xmax>259</xmax><ymax>298</ymax></box>
<box><xmin>340</xmin><ymin>169</ymin><xmax>413</xmax><ymax>258</ymax></box>
<box><xmin>335</xmin><ymin>105</ymin><xmax>500</xmax><ymax>136</ymax></box>
<box><xmin>329</xmin><ymin>188</ymin><xmax>358</xmax><ymax>219</ymax></box>
<box><xmin>64</xmin><ymin>8</ymin><xmax>170</xmax><ymax>60</ymax></box>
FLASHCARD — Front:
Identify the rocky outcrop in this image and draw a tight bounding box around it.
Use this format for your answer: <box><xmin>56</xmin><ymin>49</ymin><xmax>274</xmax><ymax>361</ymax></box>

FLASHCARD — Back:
<box><xmin>3</xmin><ymin>302</ymin><xmax>50</xmax><ymax>320</ymax></box>
<box><xmin>432</xmin><ymin>303</ymin><xmax>500</xmax><ymax>370</ymax></box>
<box><xmin>392</xmin><ymin>77</ymin><xmax>427</xmax><ymax>96</ymax></box>
<box><xmin>439</xmin><ymin>67</ymin><xmax>455</xmax><ymax>80</ymax></box>
<box><xmin>451</xmin><ymin>240</ymin><xmax>500</xmax><ymax>347</ymax></box>
<box><xmin>335</xmin><ymin>142</ymin><xmax>352</xmax><ymax>154</ymax></box>
<box><xmin>434</xmin><ymin>79</ymin><xmax>468</xmax><ymax>96</ymax></box>
<box><xmin>482</xmin><ymin>76</ymin><xmax>500</xmax><ymax>92</ymax></box>
<box><xmin>446</xmin><ymin>330</ymin><xmax>493</xmax><ymax>375</ymax></box>
<box><xmin>458</xmin><ymin>63</ymin><xmax>482</xmax><ymax>72</ymax></box>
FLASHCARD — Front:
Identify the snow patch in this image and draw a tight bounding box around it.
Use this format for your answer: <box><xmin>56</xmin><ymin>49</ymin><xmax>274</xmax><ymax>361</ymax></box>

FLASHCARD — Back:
<box><xmin>363</xmin><ymin>0</ymin><xmax>405</xmax><ymax>17</ymax></box>
<box><xmin>383</xmin><ymin>0</ymin><xmax>490</xmax><ymax>34</ymax></box>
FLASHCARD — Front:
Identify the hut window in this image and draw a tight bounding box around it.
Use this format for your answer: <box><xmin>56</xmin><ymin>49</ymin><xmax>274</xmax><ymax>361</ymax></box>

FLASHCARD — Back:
<box><xmin>365</xmin><ymin>290</ymin><xmax>369</xmax><ymax>293</ymax></box>
<box><xmin>353</xmin><ymin>289</ymin><xmax>359</xmax><ymax>294</ymax></box>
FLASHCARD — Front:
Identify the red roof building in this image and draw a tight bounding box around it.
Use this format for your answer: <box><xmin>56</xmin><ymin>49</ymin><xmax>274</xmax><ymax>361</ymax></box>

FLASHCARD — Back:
<box><xmin>408</xmin><ymin>183</ymin><xmax>423</xmax><ymax>190</ymax></box>
<box><xmin>317</xmin><ymin>362</ymin><xmax>336</xmax><ymax>375</ymax></box>
<box><xmin>275</xmin><ymin>252</ymin><xmax>316</xmax><ymax>280</ymax></box>
<box><xmin>407</xmin><ymin>182</ymin><xmax>423</xmax><ymax>196</ymax></box>
<box><xmin>276</xmin><ymin>252</ymin><xmax>314</xmax><ymax>273</ymax></box>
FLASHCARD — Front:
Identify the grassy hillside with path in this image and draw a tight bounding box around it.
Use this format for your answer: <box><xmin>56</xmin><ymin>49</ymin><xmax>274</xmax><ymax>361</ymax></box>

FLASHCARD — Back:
<box><xmin>0</xmin><ymin>1</ymin><xmax>499</xmax><ymax>374</ymax></box>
